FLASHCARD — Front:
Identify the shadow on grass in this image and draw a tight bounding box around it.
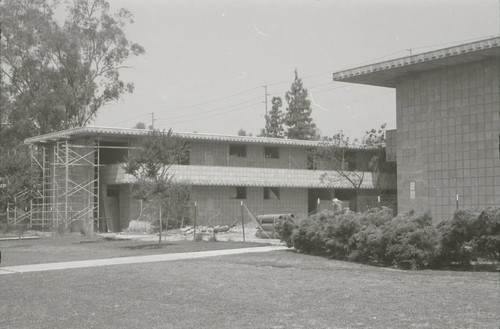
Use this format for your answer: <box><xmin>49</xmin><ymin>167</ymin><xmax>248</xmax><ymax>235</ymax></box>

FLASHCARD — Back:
<box><xmin>287</xmin><ymin>248</ymin><xmax>500</xmax><ymax>272</ymax></box>
<box><xmin>123</xmin><ymin>243</ymin><xmax>179</xmax><ymax>250</ymax></box>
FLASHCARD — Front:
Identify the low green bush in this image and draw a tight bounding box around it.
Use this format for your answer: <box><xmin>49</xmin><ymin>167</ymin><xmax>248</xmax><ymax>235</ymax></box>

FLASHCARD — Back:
<box><xmin>348</xmin><ymin>207</ymin><xmax>393</xmax><ymax>264</ymax></box>
<box><xmin>474</xmin><ymin>208</ymin><xmax>500</xmax><ymax>262</ymax></box>
<box><xmin>438</xmin><ymin>209</ymin><xmax>482</xmax><ymax>266</ymax></box>
<box><xmin>321</xmin><ymin>211</ymin><xmax>360</xmax><ymax>259</ymax></box>
<box><xmin>274</xmin><ymin>215</ymin><xmax>296</xmax><ymax>248</ymax></box>
<box><xmin>282</xmin><ymin>206</ymin><xmax>500</xmax><ymax>270</ymax></box>
<box><xmin>290</xmin><ymin>217</ymin><xmax>325</xmax><ymax>254</ymax></box>
<box><xmin>384</xmin><ymin>211</ymin><xmax>440</xmax><ymax>269</ymax></box>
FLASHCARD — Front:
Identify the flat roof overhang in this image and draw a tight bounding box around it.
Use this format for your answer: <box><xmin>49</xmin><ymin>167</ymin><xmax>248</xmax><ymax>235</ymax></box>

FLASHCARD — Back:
<box><xmin>24</xmin><ymin>126</ymin><xmax>383</xmax><ymax>150</ymax></box>
<box><xmin>332</xmin><ymin>37</ymin><xmax>500</xmax><ymax>88</ymax></box>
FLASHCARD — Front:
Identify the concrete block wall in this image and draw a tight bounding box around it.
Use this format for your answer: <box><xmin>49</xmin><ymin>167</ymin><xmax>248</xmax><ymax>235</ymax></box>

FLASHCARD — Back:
<box><xmin>188</xmin><ymin>141</ymin><xmax>309</xmax><ymax>169</ymax></box>
<box><xmin>396</xmin><ymin>57</ymin><xmax>500</xmax><ymax>220</ymax></box>
<box><xmin>385</xmin><ymin>130</ymin><xmax>397</xmax><ymax>162</ymax></box>
<box><xmin>190</xmin><ymin>186</ymin><xmax>308</xmax><ymax>226</ymax></box>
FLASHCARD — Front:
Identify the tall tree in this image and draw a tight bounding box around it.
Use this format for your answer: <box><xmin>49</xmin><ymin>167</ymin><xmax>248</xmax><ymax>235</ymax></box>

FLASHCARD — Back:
<box><xmin>260</xmin><ymin>96</ymin><xmax>285</xmax><ymax>138</ymax></box>
<box><xmin>284</xmin><ymin>69</ymin><xmax>318</xmax><ymax>140</ymax></box>
<box><xmin>0</xmin><ymin>0</ymin><xmax>144</xmax><ymax>214</ymax></box>
<box><xmin>0</xmin><ymin>0</ymin><xmax>145</xmax><ymax>138</ymax></box>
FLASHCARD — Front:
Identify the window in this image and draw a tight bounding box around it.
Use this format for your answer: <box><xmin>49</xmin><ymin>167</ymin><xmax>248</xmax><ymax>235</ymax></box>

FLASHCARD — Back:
<box><xmin>177</xmin><ymin>142</ymin><xmax>190</xmax><ymax>165</ymax></box>
<box><xmin>99</xmin><ymin>141</ymin><xmax>129</xmax><ymax>165</ymax></box>
<box><xmin>264</xmin><ymin>147</ymin><xmax>279</xmax><ymax>159</ymax></box>
<box><xmin>264</xmin><ymin>187</ymin><xmax>280</xmax><ymax>200</ymax></box>
<box><xmin>307</xmin><ymin>149</ymin><xmax>317</xmax><ymax>170</ymax></box>
<box><xmin>235</xmin><ymin>187</ymin><xmax>247</xmax><ymax>199</ymax></box>
<box><xmin>229</xmin><ymin>145</ymin><xmax>246</xmax><ymax>158</ymax></box>
<box><xmin>107</xmin><ymin>185</ymin><xmax>119</xmax><ymax>197</ymax></box>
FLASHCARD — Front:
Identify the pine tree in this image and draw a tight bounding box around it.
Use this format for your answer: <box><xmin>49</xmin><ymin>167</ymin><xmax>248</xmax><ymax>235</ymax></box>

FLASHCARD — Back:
<box><xmin>284</xmin><ymin>69</ymin><xmax>318</xmax><ymax>140</ymax></box>
<box><xmin>260</xmin><ymin>97</ymin><xmax>285</xmax><ymax>138</ymax></box>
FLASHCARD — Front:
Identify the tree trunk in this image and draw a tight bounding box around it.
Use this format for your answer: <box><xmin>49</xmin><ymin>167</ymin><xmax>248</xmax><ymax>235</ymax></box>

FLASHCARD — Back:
<box><xmin>158</xmin><ymin>203</ymin><xmax>162</xmax><ymax>247</ymax></box>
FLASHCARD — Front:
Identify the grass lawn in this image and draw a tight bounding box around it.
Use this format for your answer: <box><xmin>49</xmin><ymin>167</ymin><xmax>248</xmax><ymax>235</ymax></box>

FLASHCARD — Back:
<box><xmin>0</xmin><ymin>234</ymin><xmax>267</xmax><ymax>266</ymax></box>
<box><xmin>1</xmin><ymin>238</ymin><xmax>498</xmax><ymax>329</ymax></box>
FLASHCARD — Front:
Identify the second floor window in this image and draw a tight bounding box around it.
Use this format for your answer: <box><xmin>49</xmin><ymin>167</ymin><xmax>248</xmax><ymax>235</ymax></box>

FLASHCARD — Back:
<box><xmin>264</xmin><ymin>147</ymin><xmax>279</xmax><ymax>159</ymax></box>
<box><xmin>230</xmin><ymin>145</ymin><xmax>247</xmax><ymax>157</ymax></box>
<box><xmin>235</xmin><ymin>187</ymin><xmax>247</xmax><ymax>199</ymax></box>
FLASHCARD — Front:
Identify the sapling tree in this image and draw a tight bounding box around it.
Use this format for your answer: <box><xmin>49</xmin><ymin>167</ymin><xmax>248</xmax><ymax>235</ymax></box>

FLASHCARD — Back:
<box><xmin>312</xmin><ymin>125</ymin><xmax>391</xmax><ymax>211</ymax></box>
<box><xmin>365</xmin><ymin>124</ymin><xmax>395</xmax><ymax>200</ymax></box>
<box><xmin>123</xmin><ymin>129</ymin><xmax>188</xmax><ymax>246</ymax></box>
<box><xmin>311</xmin><ymin>131</ymin><xmax>365</xmax><ymax>211</ymax></box>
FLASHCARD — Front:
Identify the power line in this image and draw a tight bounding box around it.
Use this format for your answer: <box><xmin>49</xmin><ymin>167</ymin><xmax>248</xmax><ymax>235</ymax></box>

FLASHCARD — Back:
<box><xmin>165</xmin><ymin>102</ymin><xmax>262</xmax><ymax>126</ymax></box>
<box><xmin>262</xmin><ymin>85</ymin><xmax>269</xmax><ymax>117</ymax></box>
<box><xmin>152</xmin><ymin>86</ymin><xmax>260</xmax><ymax>115</ymax></box>
<box><xmin>154</xmin><ymin>96</ymin><xmax>262</xmax><ymax>122</ymax></box>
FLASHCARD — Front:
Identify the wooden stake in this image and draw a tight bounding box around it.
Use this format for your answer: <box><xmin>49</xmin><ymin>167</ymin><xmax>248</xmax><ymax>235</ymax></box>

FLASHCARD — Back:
<box><xmin>193</xmin><ymin>201</ymin><xmax>197</xmax><ymax>241</ymax></box>
<box><xmin>241</xmin><ymin>201</ymin><xmax>245</xmax><ymax>242</ymax></box>
<box><xmin>158</xmin><ymin>203</ymin><xmax>162</xmax><ymax>247</ymax></box>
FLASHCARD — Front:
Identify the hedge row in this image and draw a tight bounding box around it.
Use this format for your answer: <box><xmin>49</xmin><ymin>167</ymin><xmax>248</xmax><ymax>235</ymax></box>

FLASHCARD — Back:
<box><xmin>275</xmin><ymin>207</ymin><xmax>500</xmax><ymax>270</ymax></box>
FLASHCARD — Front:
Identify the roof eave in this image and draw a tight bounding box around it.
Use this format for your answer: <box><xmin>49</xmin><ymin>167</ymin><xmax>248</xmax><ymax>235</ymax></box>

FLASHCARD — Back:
<box><xmin>332</xmin><ymin>36</ymin><xmax>500</xmax><ymax>88</ymax></box>
<box><xmin>24</xmin><ymin>126</ymin><xmax>384</xmax><ymax>150</ymax></box>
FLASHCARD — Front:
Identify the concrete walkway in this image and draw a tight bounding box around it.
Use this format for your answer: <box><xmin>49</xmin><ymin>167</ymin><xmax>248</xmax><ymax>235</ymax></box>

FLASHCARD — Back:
<box><xmin>0</xmin><ymin>245</ymin><xmax>289</xmax><ymax>275</ymax></box>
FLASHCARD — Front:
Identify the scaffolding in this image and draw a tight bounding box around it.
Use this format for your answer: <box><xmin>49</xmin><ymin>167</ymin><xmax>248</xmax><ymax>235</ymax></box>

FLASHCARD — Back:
<box><xmin>51</xmin><ymin>139</ymin><xmax>99</xmax><ymax>231</ymax></box>
<box><xmin>8</xmin><ymin>140</ymin><xmax>100</xmax><ymax>231</ymax></box>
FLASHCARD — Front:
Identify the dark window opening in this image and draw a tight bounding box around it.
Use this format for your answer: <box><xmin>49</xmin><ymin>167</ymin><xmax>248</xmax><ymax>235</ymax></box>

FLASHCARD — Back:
<box><xmin>264</xmin><ymin>187</ymin><xmax>280</xmax><ymax>200</ymax></box>
<box><xmin>107</xmin><ymin>185</ymin><xmax>119</xmax><ymax>197</ymax></box>
<box><xmin>264</xmin><ymin>147</ymin><xmax>279</xmax><ymax>159</ymax></box>
<box><xmin>230</xmin><ymin>145</ymin><xmax>247</xmax><ymax>157</ymax></box>
<box><xmin>235</xmin><ymin>186</ymin><xmax>247</xmax><ymax>199</ymax></box>
<box><xmin>178</xmin><ymin>142</ymin><xmax>190</xmax><ymax>165</ymax></box>
<box><xmin>307</xmin><ymin>149</ymin><xmax>317</xmax><ymax>170</ymax></box>
<box><xmin>99</xmin><ymin>141</ymin><xmax>129</xmax><ymax>165</ymax></box>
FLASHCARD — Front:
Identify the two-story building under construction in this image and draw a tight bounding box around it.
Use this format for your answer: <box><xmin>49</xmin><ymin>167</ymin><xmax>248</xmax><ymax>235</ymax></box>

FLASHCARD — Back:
<box><xmin>20</xmin><ymin>127</ymin><xmax>396</xmax><ymax>232</ymax></box>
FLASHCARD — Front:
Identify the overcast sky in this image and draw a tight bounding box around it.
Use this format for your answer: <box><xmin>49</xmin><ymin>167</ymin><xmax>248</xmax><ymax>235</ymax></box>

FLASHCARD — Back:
<box><xmin>92</xmin><ymin>0</ymin><xmax>499</xmax><ymax>139</ymax></box>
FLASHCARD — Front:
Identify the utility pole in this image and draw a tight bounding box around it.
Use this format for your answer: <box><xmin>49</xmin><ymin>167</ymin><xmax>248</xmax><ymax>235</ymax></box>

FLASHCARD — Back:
<box><xmin>150</xmin><ymin>112</ymin><xmax>156</xmax><ymax>130</ymax></box>
<box><xmin>262</xmin><ymin>85</ymin><xmax>269</xmax><ymax>117</ymax></box>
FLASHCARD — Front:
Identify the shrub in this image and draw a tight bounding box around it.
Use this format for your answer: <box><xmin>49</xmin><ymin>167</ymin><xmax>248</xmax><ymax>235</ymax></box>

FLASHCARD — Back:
<box><xmin>437</xmin><ymin>209</ymin><xmax>481</xmax><ymax>266</ymax></box>
<box><xmin>349</xmin><ymin>207</ymin><xmax>394</xmax><ymax>264</ymax></box>
<box><xmin>384</xmin><ymin>211</ymin><xmax>440</xmax><ymax>269</ymax></box>
<box><xmin>282</xmin><ymin>207</ymin><xmax>497</xmax><ymax>270</ymax></box>
<box><xmin>290</xmin><ymin>217</ymin><xmax>325</xmax><ymax>253</ymax></box>
<box><xmin>275</xmin><ymin>215</ymin><xmax>296</xmax><ymax>248</ymax></box>
<box><xmin>321</xmin><ymin>212</ymin><xmax>360</xmax><ymax>259</ymax></box>
<box><xmin>473</xmin><ymin>208</ymin><xmax>500</xmax><ymax>262</ymax></box>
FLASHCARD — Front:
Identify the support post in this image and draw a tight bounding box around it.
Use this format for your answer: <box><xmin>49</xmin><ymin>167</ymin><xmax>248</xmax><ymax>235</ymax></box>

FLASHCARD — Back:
<box><xmin>317</xmin><ymin>198</ymin><xmax>320</xmax><ymax>214</ymax></box>
<box><xmin>193</xmin><ymin>201</ymin><xmax>197</xmax><ymax>241</ymax></box>
<box><xmin>241</xmin><ymin>201</ymin><xmax>245</xmax><ymax>242</ymax></box>
<box><xmin>65</xmin><ymin>140</ymin><xmax>69</xmax><ymax>232</ymax></box>
<box><xmin>53</xmin><ymin>143</ymin><xmax>57</xmax><ymax>226</ymax></box>
<box><xmin>30</xmin><ymin>199</ymin><xmax>33</xmax><ymax>229</ymax></box>
<box><xmin>158</xmin><ymin>203</ymin><xmax>162</xmax><ymax>247</ymax></box>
